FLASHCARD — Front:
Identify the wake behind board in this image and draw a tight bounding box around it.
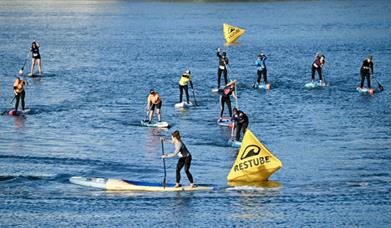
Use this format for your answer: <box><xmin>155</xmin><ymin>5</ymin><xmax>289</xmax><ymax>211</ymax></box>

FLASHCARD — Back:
<box><xmin>253</xmin><ymin>83</ymin><xmax>271</xmax><ymax>90</ymax></box>
<box><xmin>217</xmin><ymin>117</ymin><xmax>233</xmax><ymax>128</ymax></box>
<box><xmin>174</xmin><ymin>102</ymin><xmax>193</xmax><ymax>109</ymax></box>
<box><xmin>304</xmin><ymin>81</ymin><xmax>328</xmax><ymax>89</ymax></box>
<box><xmin>228</xmin><ymin>139</ymin><xmax>242</xmax><ymax>148</ymax></box>
<box><xmin>140</xmin><ymin>120</ymin><xmax>169</xmax><ymax>128</ymax></box>
<box><xmin>69</xmin><ymin>176</ymin><xmax>213</xmax><ymax>192</ymax></box>
<box><xmin>8</xmin><ymin>109</ymin><xmax>31</xmax><ymax>116</ymax></box>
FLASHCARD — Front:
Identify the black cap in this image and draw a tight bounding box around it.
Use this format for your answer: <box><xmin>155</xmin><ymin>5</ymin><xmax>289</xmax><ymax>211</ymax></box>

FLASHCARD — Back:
<box><xmin>150</xmin><ymin>89</ymin><xmax>155</xmax><ymax>94</ymax></box>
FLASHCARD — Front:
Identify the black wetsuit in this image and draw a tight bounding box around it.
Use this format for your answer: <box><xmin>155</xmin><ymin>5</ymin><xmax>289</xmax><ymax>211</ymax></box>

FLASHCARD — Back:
<box><xmin>256</xmin><ymin>56</ymin><xmax>268</xmax><ymax>84</ymax></box>
<box><xmin>360</xmin><ymin>59</ymin><xmax>373</xmax><ymax>88</ymax></box>
<box><xmin>219</xmin><ymin>85</ymin><xmax>235</xmax><ymax>118</ymax></box>
<box><xmin>31</xmin><ymin>47</ymin><xmax>40</xmax><ymax>59</ymax></box>
<box><xmin>232</xmin><ymin>110</ymin><xmax>249</xmax><ymax>141</ymax></box>
<box><xmin>217</xmin><ymin>52</ymin><xmax>229</xmax><ymax>88</ymax></box>
<box><xmin>174</xmin><ymin>141</ymin><xmax>193</xmax><ymax>184</ymax></box>
<box><xmin>15</xmin><ymin>90</ymin><xmax>25</xmax><ymax>111</ymax></box>
<box><xmin>311</xmin><ymin>57</ymin><xmax>323</xmax><ymax>81</ymax></box>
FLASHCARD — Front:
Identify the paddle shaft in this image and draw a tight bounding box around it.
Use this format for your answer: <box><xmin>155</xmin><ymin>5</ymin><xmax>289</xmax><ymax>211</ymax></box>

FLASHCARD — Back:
<box><xmin>10</xmin><ymin>96</ymin><xmax>16</xmax><ymax>104</ymax></box>
<box><xmin>20</xmin><ymin>50</ymin><xmax>30</xmax><ymax>71</ymax></box>
<box><xmin>161</xmin><ymin>139</ymin><xmax>167</xmax><ymax>188</ymax></box>
<box><xmin>191</xmin><ymin>88</ymin><xmax>198</xmax><ymax>106</ymax></box>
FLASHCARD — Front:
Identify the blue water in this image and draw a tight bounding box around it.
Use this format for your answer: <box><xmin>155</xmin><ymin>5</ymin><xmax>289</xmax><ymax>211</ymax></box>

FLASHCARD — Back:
<box><xmin>1</xmin><ymin>0</ymin><xmax>391</xmax><ymax>227</ymax></box>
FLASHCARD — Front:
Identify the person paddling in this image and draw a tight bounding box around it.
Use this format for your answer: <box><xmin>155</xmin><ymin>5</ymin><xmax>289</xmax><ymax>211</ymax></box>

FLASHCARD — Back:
<box><xmin>29</xmin><ymin>40</ymin><xmax>42</xmax><ymax>76</ymax></box>
<box><xmin>147</xmin><ymin>89</ymin><xmax>162</xmax><ymax>123</ymax></box>
<box><xmin>13</xmin><ymin>77</ymin><xmax>27</xmax><ymax>113</ymax></box>
<box><xmin>360</xmin><ymin>55</ymin><xmax>374</xmax><ymax>89</ymax></box>
<box><xmin>219</xmin><ymin>80</ymin><xmax>237</xmax><ymax>122</ymax></box>
<box><xmin>216</xmin><ymin>48</ymin><xmax>229</xmax><ymax>89</ymax></box>
<box><xmin>311</xmin><ymin>53</ymin><xmax>325</xmax><ymax>85</ymax></box>
<box><xmin>231</xmin><ymin>108</ymin><xmax>249</xmax><ymax>141</ymax></box>
<box><xmin>161</xmin><ymin>131</ymin><xmax>195</xmax><ymax>188</ymax></box>
<box><xmin>255</xmin><ymin>53</ymin><xmax>268</xmax><ymax>86</ymax></box>
<box><xmin>178</xmin><ymin>70</ymin><xmax>193</xmax><ymax>104</ymax></box>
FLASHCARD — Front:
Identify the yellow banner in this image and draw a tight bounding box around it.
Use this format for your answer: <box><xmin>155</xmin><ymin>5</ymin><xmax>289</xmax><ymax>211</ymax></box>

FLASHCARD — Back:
<box><xmin>223</xmin><ymin>23</ymin><xmax>246</xmax><ymax>44</ymax></box>
<box><xmin>227</xmin><ymin>129</ymin><xmax>282</xmax><ymax>182</ymax></box>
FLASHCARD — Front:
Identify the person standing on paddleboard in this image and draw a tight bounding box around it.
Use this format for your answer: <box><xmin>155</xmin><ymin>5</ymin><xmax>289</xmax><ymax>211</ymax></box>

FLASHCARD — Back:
<box><xmin>13</xmin><ymin>77</ymin><xmax>27</xmax><ymax>113</ymax></box>
<box><xmin>29</xmin><ymin>40</ymin><xmax>42</xmax><ymax>76</ymax></box>
<box><xmin>231</xmin><ymin>108</ymin><xmax>249</xmax><ymax>141</ymax></box>
<box><xmin>219</xmin><ymin>80</ymin><xmax>237</xmax><ymax>122</ymax></box>
<box><xmin>179</xmin><ymin>70</ymin><xmax>193</xmax><ymax>104</ymax></box>
<box><xmin>216</xmin><ymin>48</ymin><xmax>229</xmax><ymax>89</ymax></box>
<box><xmin>255</xmin><ymin>53</ymin><xmax>268</xmax><ymax>86</ymax></box>
<box><xmin>147</xmin><ymin>89</ymin><xmax>162</xmax><ymax>123</ymax></box>
<box><xmin>311</xmin><ymin>53</ymin><xmax>325</xmax><ymax>85</ymax></box>
<box><xmin>360</xmin><ymin>55</ymin><xmax>374</xmax><ymax>89</ymax></box>
<box><xmin>162</xmin><ymin>131</ymin><xmax>195</xmax><ymax>188</ymax></box>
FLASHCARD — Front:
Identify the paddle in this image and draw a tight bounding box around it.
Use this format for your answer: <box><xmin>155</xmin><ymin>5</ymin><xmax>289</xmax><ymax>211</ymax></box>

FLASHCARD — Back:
<box><xmin>372</xmin><ymin>76</ymin><xmax>384</xmax><ymax>91</ymax></box>
<box><xmin>161</xmin><ymin>138</ymin><xmax>167</xmax><ymax>188</ymax></box>
<box><xmin>143</xmin><ymin>109</ymin><xmax>150</xmax><ymax>122</ymax></box>
<box><xmin>191</xmin><ymin>88</ymin><xmax>198</xmax><ymax>106</ymax></box>
<box><xmin>18</xmin><ymin>50</ymin><xmax>30</xmax><ymax>75</ymax></box>
<box><xmin>234</xmin><ymin>83</ymin><xmax>238</xmax><ymax>109</ymax></box>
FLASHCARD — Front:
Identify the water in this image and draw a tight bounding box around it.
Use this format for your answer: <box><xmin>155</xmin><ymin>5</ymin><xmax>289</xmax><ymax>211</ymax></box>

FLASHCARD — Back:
<box><xmin>1</xmin><ymin>0</ymin><xmax>391</xmax><ymax>227</ymax></box>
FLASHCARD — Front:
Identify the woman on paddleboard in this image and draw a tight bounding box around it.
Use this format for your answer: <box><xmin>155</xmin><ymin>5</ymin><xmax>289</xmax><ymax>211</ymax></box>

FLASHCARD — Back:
<box><xmin>255</xmin><ymin>53</ymin><xmax>268</xmax><ymax>86</ymax></box>
<box><xmin>216</xmin><ymin>48</ymin><xmax>229</xmax><ymax>89</ymax></box>
<box><xmin>29</xmin><ymin>40</ymin><xmax>42</xmax><ymax>76</ymax></box>
<box><xmin>13</xmin><ymin>77</ymin><xmax>27</xmax><ymax>113</ymax></box>
<box><xmin>147</xmin><ymin>89</ymin><xmax>162</xmax><ymax>123</ymax></box>
<box><xmin>218</xmin><ymin>80</ymin><xmax>237</xmax><ymax>122</ymax></box>
<box><xmin>311</xmin><ymin>53</ymin><xmax>325</xmax><ymax>85</ymax></box>
<box><xmin>360</xmin><ymin>55</ymin><xmax>374</xmax><ymax>89</ymax></box>
<box><xmin>232</xmin><ymin>108</ymin><xmax>249</xmax><ymax>141</ymax></box>
<box><xmin>178</xmin><ymin>70</ymin><xmax>193</xmax><ymax>104</ymax></box>
<box><xmin>162</xmin><ymin>131</ymin><xmax>195</xmax><ymax>188</ymax></box>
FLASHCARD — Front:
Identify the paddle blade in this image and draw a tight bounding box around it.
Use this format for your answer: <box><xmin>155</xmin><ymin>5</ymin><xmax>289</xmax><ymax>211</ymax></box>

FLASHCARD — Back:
<box><xmin>378</xmin><ymin>84</ymin><xmax>384</xmax><ymax>91</ymax></box>
<box><xmin>18</xmin><ymin>69</ymin><xmax>23</xmax><ymax>75</ymax></box>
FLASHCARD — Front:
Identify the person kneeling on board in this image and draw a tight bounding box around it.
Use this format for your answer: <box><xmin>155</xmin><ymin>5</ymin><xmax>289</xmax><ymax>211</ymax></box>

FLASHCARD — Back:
<box><xmin>311</xmin><ymin>53</ymin><xmax>326</xmax><ymax>85</ymax></box>
<box><xmin>13</xmin><ymin>77</ymin><xmax>27</xmax><ymax>112</ymax></box>
<box><xmin>360</xmin><ymin>55</ymin><xmax>373</xmax><ymax>89</ymax></box>
<box><xmin>147</xmin><ymin>89</ymin><xmax>162</xmax><ymax>123</ymax></box>
<box><xmin>219</xmin><ymin>80</ymin><xmax>237</xmax><ymax>122</ymax></box>
<box><xmin>179</xmin><ymin>70</ymin><xmax>193</xmax><ymax>104</ymax></box>
<box><xmin>255</xmin><ymin>53</ymin><xmax>268</xmax><ymax>85</ymax></box>
<box><xmin>231</xmin><ymin>108</ymin><xmax>249</xmax><ymax>141</ymax></box>
<box><xmin>162</xmin><ymin>131</ymin><xmax>195</xmax><ymax>188</ymax></box>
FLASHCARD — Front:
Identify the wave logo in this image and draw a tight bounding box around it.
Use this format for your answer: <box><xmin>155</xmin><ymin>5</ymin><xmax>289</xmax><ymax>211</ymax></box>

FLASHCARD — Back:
<box><xmin>240</xmin><ymin>145</ymin><xmax>261</xmax><ymax>160</ymax></box>
<box><xmin>228</xmin><ymin>27</ymin><xmax>236</xmax><ymax>34</ymax></box>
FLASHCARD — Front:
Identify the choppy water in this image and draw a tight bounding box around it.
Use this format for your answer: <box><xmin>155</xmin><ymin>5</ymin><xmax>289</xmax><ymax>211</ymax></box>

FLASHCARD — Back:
<box><xmin>1</xmin><ymin>0</ymin><xmax>391</xmax><ymax>227</ymax></box>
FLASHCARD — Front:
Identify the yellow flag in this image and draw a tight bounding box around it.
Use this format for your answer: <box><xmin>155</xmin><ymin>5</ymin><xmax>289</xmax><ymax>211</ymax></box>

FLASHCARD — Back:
<box><xmin>227</xmin><ymin>129</ymin><xmax>282</xmax><ymax>183</ymax></box>
<box><xmin>223</xmin><ymin>23</ymin><xmax>246</xmax><ymax>44</ymax></box>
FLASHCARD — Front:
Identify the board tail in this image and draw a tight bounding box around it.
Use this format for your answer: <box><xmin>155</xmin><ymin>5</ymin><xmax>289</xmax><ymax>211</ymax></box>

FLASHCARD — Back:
<box><xmin>223</xmin><ymin>23</ymin><xmax>245</xmax><ymax>44</ymax></box>
<box><xmin>227</xmin><ymin>129</ymin><xmax>282</xmax><ymax>183</ymax></box>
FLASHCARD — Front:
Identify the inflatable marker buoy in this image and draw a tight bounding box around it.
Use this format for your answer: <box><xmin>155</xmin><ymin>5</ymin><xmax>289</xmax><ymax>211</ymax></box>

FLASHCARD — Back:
<box><xmin>223</xmin><ymin>23</ymin><xmax>246</xmax><ymax>44</ymax></box>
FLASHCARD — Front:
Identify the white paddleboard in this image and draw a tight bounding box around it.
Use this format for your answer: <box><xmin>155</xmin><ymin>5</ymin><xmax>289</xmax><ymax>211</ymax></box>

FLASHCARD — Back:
<box><xmin>217</xmin><ymin>117</ymin><xmax>233</xmax><ymax>128</ymax></box>
<box><xmin>253</xmin><ymin>83</ymin><xmax>271</xmax><ymax>90</ymax></box>
<box><xmin>356</xmin><ymin>87</ymin><xmax>375</xmax><ymax>94</ymax></box>
<box><xmin>228</xmin><ymin>139</ymin><xmax>242</xmax><ymax>148</ymax></box>
<box><xmin>140</xmin><ymin>120</ymin><xmax>169</xmax><ymax>128</ymax></box>
<box><xmin>211</xmin><ymin>86</ymin><xmax>224</xmax><ymax>93</ymax></box>
<box><xmin>70</xmin><ymin>176</ymin><xmax>213</xmax><ymax>192</ymax></box>
<box><xmin>304</xmin><ymin>81</ymin><xmax>328</xmax><ymax>89</ymax></box>
<box><xmin>8</xmin><ymin>108</ymin><xmax>31</xmax><ymax>116</ymax></box>
<box><xmin>174</xmin><ymin>102</ymin><xmax>193</xmax><ymax>109</ymax></box>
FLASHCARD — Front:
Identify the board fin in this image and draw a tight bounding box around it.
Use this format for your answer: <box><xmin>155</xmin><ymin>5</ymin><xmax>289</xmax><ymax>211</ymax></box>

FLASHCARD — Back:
<box><xmin>227</xmin><ymin>129</ymin><xmax>282</xmax><ymax>183</ymax></box>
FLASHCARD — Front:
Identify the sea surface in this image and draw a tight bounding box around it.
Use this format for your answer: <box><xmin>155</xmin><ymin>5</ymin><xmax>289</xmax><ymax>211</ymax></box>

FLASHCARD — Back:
<box><xmin>1</xmin><ymin>0</ymin><xmax>391</xmax><ymax>227</ymax></box>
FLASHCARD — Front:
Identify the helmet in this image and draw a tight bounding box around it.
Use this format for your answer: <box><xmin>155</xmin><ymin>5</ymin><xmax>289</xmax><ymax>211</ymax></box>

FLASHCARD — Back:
<box><xmin>150</xmin><ymin>89</ymin><xmax>155</xmax><ymax>94</ymax></box>
<box><xmin>185</xmin><ymin>70</ymin><xmax>191</xmax><ymax>75</ymax></box>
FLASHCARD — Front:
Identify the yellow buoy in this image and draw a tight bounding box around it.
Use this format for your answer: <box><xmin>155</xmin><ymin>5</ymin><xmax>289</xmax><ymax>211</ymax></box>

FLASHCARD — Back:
<box><xmin>227</xmin><ymin>129</ymin><xmax>282</xmax><ymax>183</ymax></box>
<box><xmin>223</xmin><ymin>23</ymin><xmax>246</xmax><ymax>44</ymax></box>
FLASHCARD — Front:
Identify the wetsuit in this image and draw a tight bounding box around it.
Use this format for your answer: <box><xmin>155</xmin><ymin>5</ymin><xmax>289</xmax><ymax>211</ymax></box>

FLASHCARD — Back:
<box><xmin>232</xmin><ymin>110</ymin><xmax>249</xmax><ymax>141</ymax></box>
<box><xmin>166</xmin><ymin>140</ymin><xmax>193</xmax><ymax>184</ymax></box>
<box><xmin>14</xmin><ymin>80</ymin><xmax>26</xmax><ymax>111</ymax></box>
<box><xmin>256</xmin><ymin>56</ymin><xmax>267</xmax><ymax>84</ymax></box>
<box><xmin>31</xmin><ymin>46</ymin><xmax>40</xmax><ymax>59</ymax></box>
<box><xmin>179</xmin><ymin>73</ymin><xmax>193</xmax><ymax>103</ymax></box>
<box><xmin>360</xmin><ymin>59</ymin><xmax>373</xmax><ymax>88</ymax></box>
<box><xmin>311</xmin><ymin>57</ymin><xmax>323</xmax><ymax>81</ymax></box>
<box><xmin>219</xmin><ymin>85</ymin><xmax>235</xmax><ymax>118</ymax></box>
<box><xmin>217</xmin><ymin>52</ymin><xmax>229</xmax><ymax>88</ymax></box>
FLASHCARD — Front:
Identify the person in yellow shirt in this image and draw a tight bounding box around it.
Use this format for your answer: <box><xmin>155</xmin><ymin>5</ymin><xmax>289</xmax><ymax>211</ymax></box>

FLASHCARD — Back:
<box><xmin>147</xmin><ymin>89</ymin><xmax>162</xmax><ymax>123</ymax></box>
<box><xmin>178</xmin><ymin>70</ymin><xmax>193</xmax><ymax>104</ymax></box>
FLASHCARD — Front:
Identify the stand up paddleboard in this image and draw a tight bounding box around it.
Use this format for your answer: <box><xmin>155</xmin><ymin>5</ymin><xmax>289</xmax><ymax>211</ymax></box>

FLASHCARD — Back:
<box><xmin>211</xmin><ymin>86</ymin><xmax>224</xmax><ymax>93</ymax></box>
<box><xmin>356</xmin><ymin>87</ymin><xmax>376</xmax><ymax>95</ymax></box>
<box><xmin>304</xmin><ymin>81</ymin><xmax>328</xmax><ymax>89</ymax></box>
<box><xmin>8</xmin><ymin>109</ymin><xmax>31</xmax><ymax>116</ymax></box>
<box><xmin>217</xmin><ymin>117</ymin><xmax>233</xmax><ymax>128</ymax></box>
<box><xmin>140</xmin><ymin>120</ymin><xmax>169</xmax><ymax>128</ymax></box>
<box><xmin>174</xmin><ymin>102</ymin><xmax>193</xmax><ymax>109</ymax></box>
<box><xmin>69</xmin><ymin>176</ymin><xmax>213</xmax><ymax>192</ymax></box>
<box><xmin>253</xmin><ymin>83</ymin><xmax>271</xmax><ymax>90</ymax></box>
<box><xmin>228</xmin><ymin>139</ymin><xmax>242</xmax><ymax>148</ymax></box>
